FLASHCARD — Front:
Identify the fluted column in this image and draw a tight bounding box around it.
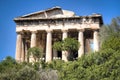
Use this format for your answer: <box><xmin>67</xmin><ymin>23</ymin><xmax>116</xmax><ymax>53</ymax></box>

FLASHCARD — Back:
<box><xmin>21</xmin><ymin>40</ymin><xmax>25</xmax><ymax>62</ymax></box>
<box><xmin>15</xmin><ymin>32</ymin><xmax>22</xmax><ymax>62</ymax></box>
<box><xmin>30</xmin><ymin>31</ymin><xmax>37</xmax><ymax>62</ymax></box>
<box><xmin>31</xmin><ymin>31</ymin><xmax>37</xmax><ymax>47</ymax></box>
<box><xmin>78</xmin><ymin>29</ymin><xmax>84</xmax><ymax>57</ymax></box>
<box><xmin>62</xmin><ymin>29</ymin><xmax>68</xmax><ymax>61</ymax></box>
<box><xmin>45</xmin><ymin>29</ymin><xmax>52</xmax><ymax>62</ymax></box>
<box><xmin>25</xmin><ymin>42</ymin><xmax>28</xmax><ymax>62</ymax></box>
<box><xmin>93</xmin><ymin>30</ymin><xmax>99</xmax><ymax>52</ymax></box>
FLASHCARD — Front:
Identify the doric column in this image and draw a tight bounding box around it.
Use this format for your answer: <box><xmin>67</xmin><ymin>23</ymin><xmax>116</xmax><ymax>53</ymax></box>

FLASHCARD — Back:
<box><xmin>78</xmin><ymin>29</ymin><xmax>84</xmax><ymax>57</ymax></box>
<box><xmin>25</xmin><ymin>42</ymin><xmax>28</xmax><ymax>62</ymax></box>
<box><xmin>62</xmin><ymin>29</ymin><xmax>68</xmax><ymax>61</ymax></box>
<box><xmin>93</xmin><ymin>30</ymin><xmax>99</xmax><ymax>52</ymax></box>
<box><xmin>29</xmin><ymin>31</ymin><xmax>37</xmax><ymax>62</ymax></box>
<box><xmin>45</xmin><ymin>29</ymin><xmax>52</xmax><ymax>62</ymax></box>
<box><xmin>15</xmin><ymin>32</ymin><xmax>22</xmax><ymax>62</ymax></box>
<box><xmin>21</xmin><ymin>40</ymin><xmax>25</xmax><ymax>62</ymax></box>
<box><xmin>31</xmin><ymin>31</ymin><xmax>37</xmax><ymax>47</ymax></box>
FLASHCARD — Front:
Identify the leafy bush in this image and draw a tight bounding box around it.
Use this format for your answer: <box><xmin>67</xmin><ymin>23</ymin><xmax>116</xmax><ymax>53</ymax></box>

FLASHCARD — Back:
<box><xmin>101</xmin><ymin>33</ymin><xmax>120</xmax><ymax>51</ymax></box>
<box><xmin>45</xmin><ymin>48</ymin><xmax>120</xmax><ymax>80</ymax></box>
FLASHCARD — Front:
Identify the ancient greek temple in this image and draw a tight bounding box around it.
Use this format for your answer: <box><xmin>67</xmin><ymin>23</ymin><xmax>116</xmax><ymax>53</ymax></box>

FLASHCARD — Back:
<box><xmin>14</xmin><ymin>7</ymin><xmax>103</xmax><ymax>62</ymax></box>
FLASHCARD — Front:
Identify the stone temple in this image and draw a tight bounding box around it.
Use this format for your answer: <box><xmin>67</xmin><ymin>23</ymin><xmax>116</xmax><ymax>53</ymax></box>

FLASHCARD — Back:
<box><xmin>14</xmin><ymin>6</ymin><xmax>103</xmax><ymax>62</ymax></box>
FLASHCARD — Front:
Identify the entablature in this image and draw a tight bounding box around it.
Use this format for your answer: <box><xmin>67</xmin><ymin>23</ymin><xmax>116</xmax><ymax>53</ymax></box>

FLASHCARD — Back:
<box><xmin>15</xmin><ymin>16</ymin><xmax>102</xmax><ymax>28</ymax></box>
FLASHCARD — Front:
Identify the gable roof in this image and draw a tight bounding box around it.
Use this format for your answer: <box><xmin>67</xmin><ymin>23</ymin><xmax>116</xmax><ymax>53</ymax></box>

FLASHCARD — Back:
<box><xmin>15</xmin><ymin>6</ymin><xmax>76</xmax><ymax>19</ymax></box>
<box><xmin>14</xmin><ymin>6</ymin><xmax>103</xmax><ymax>25</ymax></box>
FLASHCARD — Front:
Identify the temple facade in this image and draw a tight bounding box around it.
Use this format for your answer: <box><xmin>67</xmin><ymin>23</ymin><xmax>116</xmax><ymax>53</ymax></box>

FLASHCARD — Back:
<box><xmin>14</xmin><ymin>7</ymin><xmax>103</xmax><ymax>62</ymax></box>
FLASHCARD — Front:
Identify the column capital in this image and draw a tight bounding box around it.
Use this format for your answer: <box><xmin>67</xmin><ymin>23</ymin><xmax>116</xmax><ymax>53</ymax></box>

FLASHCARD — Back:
<box><xmin>61</xmin><ymin>29</ymin><xmax>68</xmax><ymax>32</ymax></box>
<box><xmin>31</xmin><ymin>31</ymin><xmax>37</xmax><ymax>34</ymax></box>
<box><xmin>46</xmin><ymin>29</ymin><xmax>53</xmax><ymax>33</ymax></box>
<box><xmin>77</xmin><ymin>29</ymin><xmax>85</xmax><ymax>32</ymax></box>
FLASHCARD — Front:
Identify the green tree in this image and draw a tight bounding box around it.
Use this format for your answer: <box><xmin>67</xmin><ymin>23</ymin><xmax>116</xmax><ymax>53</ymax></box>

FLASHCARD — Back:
<box><xmin>0</xmin><ymin>56</ymin><xmax>16</xmax><ymax>73</ymax></box>
<box><xmin>62</xmin><ymin>38</ymin><xmax>79</xmax><ymax>51</ymax></box>
<box><xmin>28</xmin><ymin>47</ymin><xmax>43</xmax><ymax>62</ymax></box>
<box><xmin>16</xmin><ymin>66</ymin><xmax>40</xmax><ymax>80</ymax></box>
<box><xmin>99</xmin><ymin>17</ymin><xmax>120</xmax><ymax>47</ymax></box>
<box><xmin>101</xmin><ymin>33</ymin><xmax>120</xmax><ymax>51</ymax></box>
<box><xmin>100</xmin><ymin>17</ymin><xmax>120</xmax><ymax>50</ymax></box>
<box><xmin>53</xmin><ymin>38</ymin><xmax>80</xmax><ymax>60</ymax></box>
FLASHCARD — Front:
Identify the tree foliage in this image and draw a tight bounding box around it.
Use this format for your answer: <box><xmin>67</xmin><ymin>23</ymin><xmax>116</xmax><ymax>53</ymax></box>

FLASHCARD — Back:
<box><xmin>53</xmin><ymin>41</ymin><xmax>62</xmax><ymax>51</ymax></box>
<box><xmin>101</xmin><ymin>34</ymin><xmax>120</xmax><ymax>51</ymax></box>
<box><xmin>53</xmin><ymin>38</ymin><xmax>79</xmax><ymax>60</ymax></box>
<box><xmin>99</xmin><ymin>17</ymin><xmax>120</xmax><ymax>46</ymax></box>
<box><xmin>100</xmin><ymin>17</ymin><xmax>120</xmax><ymax>51</ymax></box>
<box><xmin>0</xmin><ymin>57</ymin><xmax>58</xmax><ymax>80</ymax></box>
<box><xmin>28</xmin><ymin>47</ymin><xmax>43</xmax><ymax>62</ymax></box>
<box><xmin>53</xmin><ymin>38</ymin><xmax>79</xmax><ymax>51</ymax></box>
<box><xmin>46</xmin><ymin>48</ymin><xmax>120</xmax><ymax>80</ymax></box>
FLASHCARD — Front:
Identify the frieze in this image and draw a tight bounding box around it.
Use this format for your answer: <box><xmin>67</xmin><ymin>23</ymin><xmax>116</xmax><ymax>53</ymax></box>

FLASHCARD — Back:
<box><xmin>16</xmin><ymin>17</ymin><xmax>99</xmax><ymax>27</ymax></box>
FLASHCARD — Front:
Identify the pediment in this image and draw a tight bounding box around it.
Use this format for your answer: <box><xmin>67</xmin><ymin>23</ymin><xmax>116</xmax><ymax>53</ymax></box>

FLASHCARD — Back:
<box><xmin>19</xmin><ymin>7</ymin><xmax>76</xmax><ymax>19</ymax></box>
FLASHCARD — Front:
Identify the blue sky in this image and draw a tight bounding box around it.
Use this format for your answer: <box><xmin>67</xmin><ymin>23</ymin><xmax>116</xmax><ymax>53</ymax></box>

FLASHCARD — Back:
<box><xmin>0</xmin><ymin>0</ymin><xmax>120</xmax><ymax>61</ymax></box>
